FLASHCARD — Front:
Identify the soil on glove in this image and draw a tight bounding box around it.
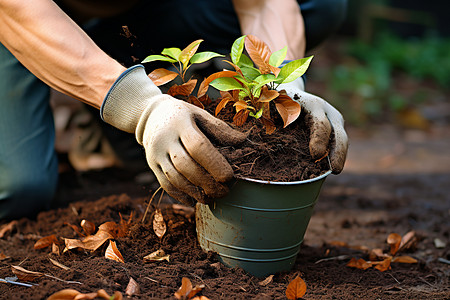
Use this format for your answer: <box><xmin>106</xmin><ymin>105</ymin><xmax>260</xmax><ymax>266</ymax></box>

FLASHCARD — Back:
<box><xmin>0</xmin><ymin>156</ymin><xmax>449</xmax><ymax>299</ymax></box>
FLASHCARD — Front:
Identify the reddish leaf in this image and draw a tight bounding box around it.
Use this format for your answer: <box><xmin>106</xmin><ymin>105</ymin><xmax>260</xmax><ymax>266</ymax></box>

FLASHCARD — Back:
<box><xmin>148</xmin><ymin>68</ymin><xmax>179</xmax><ymax>86</ymax></box>
<box><xmin>34</xmin><ymin>234</ymin><xmax>59</xmax><ymax>250</ymax></box>
<box><xmin>233</xmin><ymin>109</ymin><xmax>250</xmax><ymax>127</ymax></box>
<box><xmin>286</xmin><ymin>275</ymin><xmax>307</xmax><ymax>300</ymax></box>
<box><xmin>260</xmin><ymin>116</ymin><xmax>276</xmax><ymax>135</ymax></box>
<box><xmin>387</xmin><ymin>233</ymin><xmax>402</xmax><ymax>255</ymax></box>
<box><xmin>244</xmin><ymin>35</ymin><xmax>272</xmax><ymax>74</ymax></box>
<box><xmin>258</xmin><ymin>86</ymin><xmax>279</xmax><ymax>103</ymax></box>
<box><xmin>198</xmin><ymin>71</ymin><xmax>239</xmax><ymax>98</ymax></box>
<box><xmin>347</xmin><ymin>258</ymin><xmax>372</xmax><ymax>270</ymax></box>
<box><xmin>274</xmin><ymin>94</ymin><xmax>301</xmax><ymax>128</ymax></box>
<box><xmin>215</xmin><ymin>97</ymin><xmax>233</xmax><ymax>116</ymax></box>
<box><xmin>222</xmin><ymin>60</ymin><xmax>244</xmax><ymax>77</ymax></box>
<box><xmin>64</xmin><ymin>229</ymin><xmax>113</xmax><ymax>252</ymax></box>
<box><xmin>11</xmin><ymin>265</ymin><xmax>44</xmax><ymax>282</ymax></box>
<box><xmin>174</xmin><ymin>277</ymin><xmax>193</xmax><ymax>300</ymax></box>
<box><xmin>198</xmin><ymin>94</ymin><xmax>212</xmax><ymax>106</ymax></box>
<box><xmin>234</xmin><ymin>100</ymin><xmax>251</xmax><ymax>113</ymax></box>
<box><xmin>105</xmin><ymin>240</ymin><xmax>125</xmax><ymax>263</ymax></box>
<box><xmin>188</xmin><ymin>96</ymin><xmax>204</xmax><ymax>109</ymax></box>
<box><xmin>168</xmin><ymin>79</ymin><xmax>197</xmax><ymax>97</ymax></box>
<box><xmin>368</xmin><ymin>248</ymin><xmax>388</xmax><ymax>261</ymax></box>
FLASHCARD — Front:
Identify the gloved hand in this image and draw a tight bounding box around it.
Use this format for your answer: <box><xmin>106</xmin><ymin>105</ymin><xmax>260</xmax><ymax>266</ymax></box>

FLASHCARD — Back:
<box><xmin>101</xmin><ymin>65</ymin><xmax>246</xmax><ymax>205</ymax></box>
<box><xmin>277</xmin><ymin>77</ymin><xmax>348</xmax><ymax>174</ymax></box>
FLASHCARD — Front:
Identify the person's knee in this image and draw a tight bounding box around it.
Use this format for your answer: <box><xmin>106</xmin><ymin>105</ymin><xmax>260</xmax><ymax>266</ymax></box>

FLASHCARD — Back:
<box><xmin>0</xmin><ymin>169</ymin><xmax>58</xmax><ymax>220</ymax></box>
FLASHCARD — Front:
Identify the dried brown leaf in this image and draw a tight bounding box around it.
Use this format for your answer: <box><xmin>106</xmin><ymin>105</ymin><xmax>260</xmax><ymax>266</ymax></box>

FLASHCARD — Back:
<box><xmin>105</xmin><ymin>240</ymin><xmax>125</xmax><ymax>263</ymax></box>
<box><xmin>175</xmin><ymin>277</ymin><xmax>193</xmax><ymax>300</ymax></box>
<box><xmin>148</xmin><ymin>68</ymin><xmax>179</xmax><ymax>86</ymax></box>
<box><xmin>80</xmin><ymin>220</ymin><xmax>95</xmax><ymax>236</ymax></box>
<box><xmin>125</xmin><ymin>277</ymin><xmax>140</xmax><ymax>297</ymax></box>
<box><xmin>34</xmin><ymin>234</ymin><xmax>59</xmax><ymax>250</ymax></box>
<box><xmin>0</xmin><ymin>220</ymin><xmax>18</xmax><ymax>238</ymax></box>
<box><xmin>47</xmin><ymin>288</ymin><xmax>81</xmax><ymax>300</ymax></box>
<box><xmin>64</xmin><ymin>229</ymin><xmax>113</xmax><ymax>252</ymax></box>
<box><xmin>260</xmin><ymin>116</ymin><xmax>276</xmax><ymax>135</ymax></box>
<box><xmin>215</xmin><ymin>97</ymin><xmax>233</xmax><ymax>116</ymax></box>
<box><xmin>11</xmin><ymin>265</ymin><xmax>44</xmax><ymax>282</ymax></box>
<box><xmin>187</xmin><ymin>284</ymin><xmax>205</xmax><ymax>300</ymax></box>
<box><xmin>244</xmin><ymin>35</ymin><xmax>272</xmax><ymax>74</ymax></box>
<box><xmin>233</xmin><ymin>108</ymin><xmax>250</xmax><ymax>127</ymax></box>
<box><xmin>373</xmin><ymin>257</ymin><xmax>392</xmax><ymax>272</ymax></box>
<box><xmin>398</xmin><ymin>231</ymin><xmax>417</xmax><ymax>252</ymax></box>
<box><xmin>387</xmin><ymin>233</ymin><xmax>402</xmax><ymax>255</ymax></box>
<box><xmin>49</xmin><ymin>257</ymin><xmax>70</xmax><ymax>270</ymax></box>
<box><xmin>47</xmin><ymin>288</ymin><xmax>121</xmax><ymax>300</ymax></box>
<box><xmin>286</xmin><ymin>275</ymin><xmax>307</xmax><ymax>300</ymax></box>
<box><xmin>64</xmin><ymin>222</ymin><xmax>85</xmax><ymax>237</ymax></box>
<box><xmin>274</xmin><ymin>94</ymin><xmax>301</xmax><ymax>128</ymax></box>
<box><xmin>188</xmin><ymin>95</ymin><xmax>204</xmax><ymax>109</ymax></box>
<box><xmin>258</xmin><ymin>274</ymin><xmax>274</xmax><ymax>286</ymax></box>
<box><xmin>168</xmin><ymin>79</ymin><xmax>197</xmax><ymax>97</ymax></box>
<box><xmin>198</xmin><ymin>70</ymin><xmax>240</xmax><ymax>98</ymax></box>
<box><xmin>0</xmin><ymin>252</ymin><xmax>10</xmax><ymax>261</ymax></box>
<box><xmin>392</xmin><ymin>255</ymin><xmax>418</xmax><ymax>264</ymax></box>
<box><xmin>52</xmin><ymin>243</ymin><xmax>60</xmax><ymax>255</ymax></box>
<box><xmin>192</xmin><ymin>297</ymin><xmax>210</xmax><ymax>300</ymax></box>
<box><xmin>144</xmin><ymin>249</ymin><xmax>170</xmax><ymax>262</ymax></box>
<box><xmin>347</xmin><ymin>258</ymin><xmax>372</xmax><ymax>270</ymax></box>
<box><xmin>153</xmin><ymin>209</ymin><xmax>167</xmax><ymax>239</ymax></box>
<box><xmin>368</xmin><ymin>248</ymin><xmax>387</xmax><ymax>261</ymax></box>
<box><xmin>258</xmin><ymin>86</ymin><xmax>279</xmax><ymax>103</ymax></box>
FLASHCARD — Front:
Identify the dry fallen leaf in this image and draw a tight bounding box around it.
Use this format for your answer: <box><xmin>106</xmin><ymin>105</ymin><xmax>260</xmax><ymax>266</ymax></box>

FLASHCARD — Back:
<box><xmin>125</xmin><ymin>277</ymin><xmax>140</xmax><ymax>297</ymax></box>
<box><xmin>347</xmin><ymin>258</ymin><xmax>372</xmax><ymax>270</ymax></box>
<box><xmin>105</xmin><ymin>240</ymin><xmax>125</xmax><ymax>263</ymax></box>
<box><xmin>392</xmin><ymin>255</ymin><xmax>418</xmax><ymax>264</ymax></box>
<box><xmin>191</xmin><ymin>297</ymin><xmax>210</xmax><ymax>300</ymax></box>
<box><xmin>0</xmin><ymin>252</ymin><xmax>10</xmax><ymax>261</ymax></box>
<box><xmin>34</xmin><ymin>234</ymin><xmax>59</xmax><ymax>250</ymax></box>
<box><xmin>286</xmin><ymin>275</ymin><xmax>307</xmax><ymax>300</ymax></box>
<box><xmin>0</xmin><ymin>220</ymin><xmax>18</xmax><ymax>238</ymax></box>
<box><xmin>174</xmin><ymin>277</ymin><xmax>204</xmax><ymax>300</ymax></box>
<box><xmin>47</xmin><ymin>288</ymin><xmax>123</xmax><ymax>300</ymax></box>
<box><xmin>64</xmin><ymin>229</ymin><xmax>113</xmax><ymax>252</ymax></box>
<box><xmin>387</xmin><ymin>233</ymin><xmax>402</xmax><ymax>255</ymax></box>
<box><xmin>258</xmin><ymin>274</ymin><xmax>274</xmax><ymax>286</ymax></box>
<box><xmin>64</xmin><ymin>222</ymin><xmax>85</xmax><ymax>237</ymax></box>
<box><xmin>49</xmin><ymin>257</ymin><xmax>70</xmax><ymax>271</ymax></box>
<box><xmin>47</xmin><ymin>288</ymin><xmax>81</xmax><ymax>300</ymax></box>
<box><xmin>153</xmin><ymin>209</ymin><xmax>167</xmax><ymax>239</ymax></box>
<box><xmin>80</xmin><ymin>220</ymin><xmax>96</xmax><ymax>236</ymax></box>
<box><xmin>398</xmin><ymin>231</ymin><xmax>416</xmax><ymax>252</ymax></box>
<box><xmin>373</xmin><ymin>257</ymin><xmax>392</xmax><ymax>272</ymax></box>
<box><xmin>11</xmin><ymin>265</ymin><xmax>44</xmax><ymax>282</ymax></box>
<box><xmin>52</xmin><ymin>243</ymin><xmax>60</xmax><ymax>255</ymax></box>
<box><xmin>143</xmin><ymin>249</ymin><xmax>170</xmax><ymax>262</ymax></box>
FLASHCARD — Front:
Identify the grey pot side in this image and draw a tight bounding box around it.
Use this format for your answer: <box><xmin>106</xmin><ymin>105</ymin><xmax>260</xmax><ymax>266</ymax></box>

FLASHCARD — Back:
<box><xmin>196</xmin><ymin>170</ymin><xmax>332</xmax><ymax>277</ymax></box>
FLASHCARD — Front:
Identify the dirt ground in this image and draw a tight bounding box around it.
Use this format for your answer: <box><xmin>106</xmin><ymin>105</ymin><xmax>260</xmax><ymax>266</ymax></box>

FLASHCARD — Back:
<box><xmin>1</xmin><ymin>121</ymin><xmax>449</xmax><ymax>299</ymax></box>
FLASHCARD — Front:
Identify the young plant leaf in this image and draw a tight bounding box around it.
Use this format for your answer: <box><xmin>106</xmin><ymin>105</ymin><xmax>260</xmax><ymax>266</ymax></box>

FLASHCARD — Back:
<box><xmin>210</xmin><ymin>77</ymin><xmax>244</xmax><ymax>92</ymax></box>
<box><xmin>190</xmin><ymin>52</ymin><xmax>224</xmax><ymax>64</ymax></box>
<box><xmin>285</xmin><ymin>275</ymin><xmax>307</xmax><ymax>300</ymax></box>
<box><xmin>105</xmin><ymin>240</ymin><xmax>125</xmax><ymax>263</ymax></box>
<box><xmin>231</xmin><ymin>35</ymin><xmax>246</xmax><ymax>65</ymax></box>
<box><xmin>249</xmin><ymin>107</ymin><xmax>264</xmax><ymax>119</ymax></box>
<box><xmin>269</xmin><ymin>46</ymin><xmax>288</xmax><ymax>68</ymax></box>
<box><xmin>244</xmin><ymin>35</ymin><xmax>272</xmax><ymax>74</ymax></box>
<box><xmin>179</xmin><ymin>39</ymin><xmax>203</xmax><ymax>69</ymax></box>
<box><xmin>276</xmin><ymin>56</ymin><xmax>313</xmax><ymax>84</ymax></box>
<box><xmin>237</xmin><ymin>53</ymin><xmax>254</xmax><ymax>68</ymax></box>
<box><xmin>153</xmin><ymin>209</ymin><xmax>166</xmax><ymax>239</ymax></box>
<box><xmin>387</xmin><ymin>233</ymin><xmax>402</xmax><ymax>255</ymax></box>
<box><xmin>240</xmin><ymin>66</ymin><xmax>261</xmax><ymax>81</ymax></box>
<box><xmin>161</xmin><ymin>47</ymin><xmax>182</xmax><ymax>61</ymax></box>
<box><xmin>34</xmin><ymin>234</ymin><xmax>59</xmax><ymax>250</ymax></box>
<box><xmin>142</xmin><ymin>54</ymin><xmax>177</xmax><ymax>64</ymax></box>
<box><xmin>168</xmin><ymin>79</ymin><xmax>197</xmax><ymax>97</ymax></box>
<box><xmin>144</xmin><ymin>249</ymin><xmax>170</xmax><ymax>262</ymax></box>
<box><xmin>126</xmin><ymin>277</ymin><xmax>140</xmax><ymax>297</ymax></box>
<box><xmin>80</xmin><ymin>219</ymin><xmax>96</xmax><ymax>236</ymax></box>
<box><xmin>148</xmin><ymin>68</ymin><xmax>179</xmax><ymax>86</ymax></box>
<box><xmin>274</xmin><ymin>94</ymin><xmax>302</xmax><ymax>128</ymax></box>
<box><xmin>198</xmin><ymin>70</ymin><xmax>240</xmax><ymax>97</ymax></box>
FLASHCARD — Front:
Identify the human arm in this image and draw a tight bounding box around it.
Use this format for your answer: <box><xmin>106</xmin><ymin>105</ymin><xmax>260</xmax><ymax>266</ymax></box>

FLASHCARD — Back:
<box><xmin>0</xmin><ymin>0</ymin><xmax>125</xmax><ymax>108</ymax></box>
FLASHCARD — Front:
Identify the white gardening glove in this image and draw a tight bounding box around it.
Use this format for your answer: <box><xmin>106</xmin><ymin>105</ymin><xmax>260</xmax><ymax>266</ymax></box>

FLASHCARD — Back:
<box><xmin>101</xmin><ymin>65</ymin><xmax>246</xmax><ymax>205</ymax></box>
<box><xmin>277</xmin><ymin>77</ymin><xmax>348</xmax><ymax>174</ymax></box>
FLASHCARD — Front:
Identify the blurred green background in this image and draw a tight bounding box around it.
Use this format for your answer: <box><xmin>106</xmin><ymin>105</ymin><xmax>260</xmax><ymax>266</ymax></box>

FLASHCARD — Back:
<box><xmin>307</xmin><ymin>0</ymin><xmax>449</xmax><ymax>129</ymax></box>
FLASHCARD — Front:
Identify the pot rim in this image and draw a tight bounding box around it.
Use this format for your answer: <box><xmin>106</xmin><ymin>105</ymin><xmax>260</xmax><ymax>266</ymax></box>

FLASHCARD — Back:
<box><xmin>238</xmin><ymin>170</ymin><xmax>332</xmax><ymax>185</ymax></box>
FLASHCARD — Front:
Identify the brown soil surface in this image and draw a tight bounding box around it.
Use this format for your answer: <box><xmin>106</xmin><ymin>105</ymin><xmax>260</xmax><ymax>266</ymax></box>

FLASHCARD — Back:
<box><xmin>1</xmin><ymin>123</ymin><xmax>449</xmax><ymax>299</ymax></box>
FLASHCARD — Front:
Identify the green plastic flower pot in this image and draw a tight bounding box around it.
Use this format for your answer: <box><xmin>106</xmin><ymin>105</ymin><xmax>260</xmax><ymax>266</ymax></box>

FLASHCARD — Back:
<box><xmin>196</xmin><ymin>170</ymin><xmax>332</xmax><ymax>277</ymax></box>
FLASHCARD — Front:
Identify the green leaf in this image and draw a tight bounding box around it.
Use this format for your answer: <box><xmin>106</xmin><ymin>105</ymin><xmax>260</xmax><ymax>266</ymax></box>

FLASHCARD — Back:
<box><xmin>190</xmin><ymin>52</ymin><xmax>224</xmax><ymax>64</ymax></box>
<box><xmin>253</xmin><ymin>74</ymin><xmax>277</xmax><ymax>93</ymax></box>
<box><xmin>249</xmin><ymin>107</ymin><xmax>264</xmax><ymax>119</ymax></box>
<box><xmin>161</xmin><ymin>48</ymin><xmax>181</xmax><ymax>61</ymax></box>
<box><xmin>276</xmin><ymin>56</ymin><xmax>313</xmax><ymax>84</ymax></box>
<box><xmin>142</xmin><ymin>55</ymin><xmax>177</xmax><ymax>64</ymax></box>
<box><xmin>231</xmin><ymin>35</ymin><xmax>246</xmax><ymax>65</ymax></box>
<box><xmin>237</xmin><ymin>53</ymin><xmax>254</xmax><ymax>68</ymax></box>
<box><xmin>179</xmin><ymin>39</ymin><xmax>203</xmax><ymax>69</ymax></box>
<box><xmin>269</xmin><ymin>46</ymin><xmax>287</xmax><ymax>67</ymax></box>
<box><xmin>241</xmin><ymin>66</ymin><xmax>261</xmax><ymax>81</ymax></box>
<box><xmin>210</xmin><ymin>77</ymin><xmax>244</xmax><ymax>92</ymax></box>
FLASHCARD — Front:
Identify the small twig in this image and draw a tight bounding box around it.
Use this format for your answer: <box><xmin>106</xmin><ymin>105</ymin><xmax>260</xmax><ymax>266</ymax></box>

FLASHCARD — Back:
<box><xmin>142</xmin><ymin>187</ymin><xmax>162</xmax><ymax>224</ymax></box>
<box><xmin>438</xmin><ymin>257</ymin><xmax>450</xmax><ymax>265</ymax></box>
<box><xmin>418</xmin><ymin>277</ymin><xmax>435</xmax><ymax>288</ymax></box>
<box><xmin>0</xmin><ymin>278</ymin><xmax>33</xmax><ymax>287</ymax></box>
<box><xmin>315</xmin><ymin>255</ymin><xmax>350</xmax><ymax>264</ymax></box>
<box><xmin>156</xmin><ymin>190</ymin><xmax>165</xmax><ymax>207</ymax></box>
<box><xmin>44</xmin><ymin>274</ymin><xmax>82</xmax><ymax>285</ymax></box>
<box><xmin>248</xmin><ymin>156</ymin><xmax>260</xmax><ymax>175</ymax></box>
<box><xmin>387</xmin><ymin>273</ymin><xmax>401</xmax><ymax>285</ymax></box>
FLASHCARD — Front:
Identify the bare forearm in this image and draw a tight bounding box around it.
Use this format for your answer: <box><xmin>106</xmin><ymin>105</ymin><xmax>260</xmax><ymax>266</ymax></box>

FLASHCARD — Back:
<box><xmin>232</xmin><ymin>0</ymin><xmax>305</xmax><ymax>60</ymax></box>
<box><xmin>0</xmin><ymin>0</ymin><xmax>125</xmax><ymax>108</ymax></box>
